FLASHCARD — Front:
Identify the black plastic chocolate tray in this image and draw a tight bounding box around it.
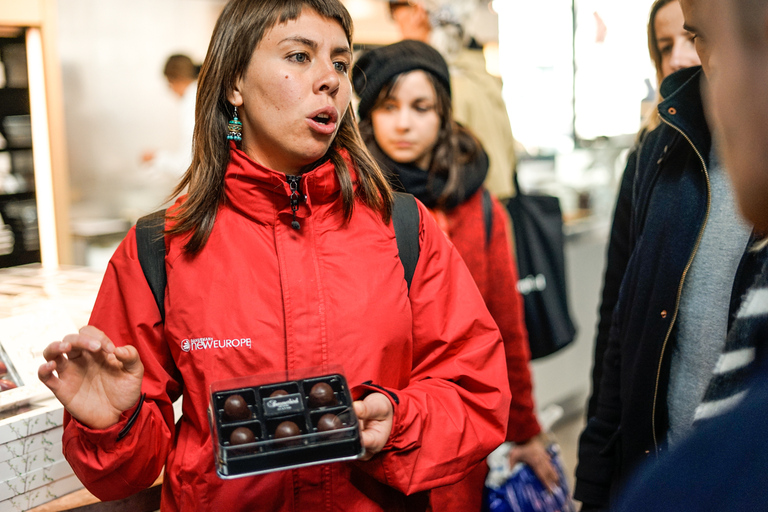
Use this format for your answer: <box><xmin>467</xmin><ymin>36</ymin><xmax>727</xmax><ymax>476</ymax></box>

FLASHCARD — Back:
<box><xmin>208</xmin><ymin>372</ymin><xmax>363</xmax><ymax>478</ymax></box>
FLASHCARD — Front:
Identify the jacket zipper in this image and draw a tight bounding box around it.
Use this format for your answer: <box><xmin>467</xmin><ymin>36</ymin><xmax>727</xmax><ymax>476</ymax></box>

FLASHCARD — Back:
<box><xmin>286</xmin><ymin>174</ymin><xmax>302</xmax><ymax>230</ymax></box>
<box><xmin>650</xmin><ymin>117</ymin><xmax>712</xmax><ymax>455</ymax></box>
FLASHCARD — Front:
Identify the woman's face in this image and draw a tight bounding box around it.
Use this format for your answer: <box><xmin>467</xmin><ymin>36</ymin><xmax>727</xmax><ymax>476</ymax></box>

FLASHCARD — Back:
<box><xmin>228</xmin><ymin>8</ymin><xmax>352</xmax><ymax>174</ymax></box>
<box><xmin>655</xmin><ymin>1</ymin><xmax>700</xmax><ymax>79</ymax></box>
<box><xmin>370</xmin><ymin>70</ymin><xmax>441</xmax><ymax>170</ymax></box>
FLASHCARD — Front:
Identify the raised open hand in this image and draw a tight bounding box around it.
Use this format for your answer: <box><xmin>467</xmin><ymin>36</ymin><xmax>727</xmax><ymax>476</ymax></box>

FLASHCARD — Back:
<box><xmin>38</xmin><ymin>325</ymin><xmax>144</xmax><ymax>430</ymax></box>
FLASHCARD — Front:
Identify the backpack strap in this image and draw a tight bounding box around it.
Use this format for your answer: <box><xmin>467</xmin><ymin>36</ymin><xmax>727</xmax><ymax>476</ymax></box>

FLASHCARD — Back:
<box><xmin>481</xmin><ymin>188</ymin><xmax>493</xmax><ymax>246</ymax></box>
<box><xmin>134</xmin><ymin>196</ymin><xmax>422</xmax><ymax>322</ymax></box>
<box><xmin>391</xmin><ymin>192</ymin><xmax>421</xmax><ymax>292</ymax></box>
<box><xmin>136</xmin><ymin>209</ymin><xmax>168</xmax><ymax>321</ymax></box>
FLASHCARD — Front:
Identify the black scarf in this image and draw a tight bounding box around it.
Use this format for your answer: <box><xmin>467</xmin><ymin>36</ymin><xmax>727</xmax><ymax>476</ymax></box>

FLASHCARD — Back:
<box><xmin>370</xmin><ymin>143</ymin><xmax>489</xmax><ymax>210</ymax></box>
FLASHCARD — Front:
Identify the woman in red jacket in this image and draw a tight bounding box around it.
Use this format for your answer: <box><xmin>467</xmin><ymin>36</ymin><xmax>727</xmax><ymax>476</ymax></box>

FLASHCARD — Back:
<box><xmin>36</xmin><ymin>1</ymin><xmax>511</xmax><ymax>511</ymax></box>
<box><xmin>353</xmin><ymin>39</ymin><xmax>559</xmax><ymax>512</ymax></box>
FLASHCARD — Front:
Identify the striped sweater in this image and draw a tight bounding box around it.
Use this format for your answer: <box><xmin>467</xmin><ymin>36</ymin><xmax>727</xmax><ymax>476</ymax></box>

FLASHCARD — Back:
<box><xmin>695</xmin><ymin>254</ymin><xmax>768</xmax><ymax>423</ymax></box>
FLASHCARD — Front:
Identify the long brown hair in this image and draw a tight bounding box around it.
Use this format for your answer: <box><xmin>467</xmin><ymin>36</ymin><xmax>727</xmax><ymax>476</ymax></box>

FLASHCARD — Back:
<box><xmin>642</xmin><ymin>0</ymin><xmax>677</xmax><ymax>134</ymax></box>
<box><xmin>167</xmin><ymin>0</ymin><xmax>392</xmax><ymax>253</ymax></box>
<box><xmin>358</xmin><ymin>70</ymin><xmax>481</xmax><ymax>208</ymax></box>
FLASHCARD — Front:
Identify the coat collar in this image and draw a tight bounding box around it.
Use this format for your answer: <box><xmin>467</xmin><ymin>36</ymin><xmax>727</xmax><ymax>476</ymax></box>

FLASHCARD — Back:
<box><xmin>658</xmin><ymin>66</ymin><xmax>711</xmax><ymax>161</ymax></box>
<box><xmin>224</xmin><ymin>145</ymin><xmax>355</xmax><ymax>224</ymax></box>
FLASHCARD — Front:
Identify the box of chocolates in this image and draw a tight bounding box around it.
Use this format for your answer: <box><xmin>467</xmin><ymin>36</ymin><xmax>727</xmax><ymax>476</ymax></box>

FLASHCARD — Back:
<box><xmin>208</xmin><ymin>367</ymin><xmax>363</xmax><ymax>478</ymax></box>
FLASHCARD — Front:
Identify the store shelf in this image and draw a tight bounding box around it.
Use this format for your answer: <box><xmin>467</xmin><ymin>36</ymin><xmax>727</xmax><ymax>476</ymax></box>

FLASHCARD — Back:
<box><xmin>0</xmin><ymin>6</ymin><xmax>72</xmax><ymax>267</ymax></box>
<box><xmin>0</xmin><ymin>89</ymin><xmax>29</xmax><ymax>118</ymax></box>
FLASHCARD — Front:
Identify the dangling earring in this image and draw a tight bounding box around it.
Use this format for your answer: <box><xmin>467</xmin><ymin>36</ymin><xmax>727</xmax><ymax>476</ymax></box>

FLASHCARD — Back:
<box><xmin>227</xmin><ymin>105</ymin><xmax>242</xmax><ymax>142</ymax></box>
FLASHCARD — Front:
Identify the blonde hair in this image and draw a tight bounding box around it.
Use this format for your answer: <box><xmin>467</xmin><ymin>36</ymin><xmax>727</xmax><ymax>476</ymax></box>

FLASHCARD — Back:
<box><xmin>639</xmin><ymin>0</ymin><xmax>677</xmax><ymax>135</ymax></box>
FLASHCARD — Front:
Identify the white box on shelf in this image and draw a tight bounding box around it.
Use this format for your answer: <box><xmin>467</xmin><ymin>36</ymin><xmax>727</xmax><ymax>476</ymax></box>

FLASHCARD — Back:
<box><xmin>22</xmin><ymin>458</ymin><xmax>74</xmax><ymax>494</ymax></box>
<box><xmin>0</xmin><ymin>310</ymin><xmax>79</xmax><ymax>412</ymax></box>
<box><xmin>0</xmin><ymin>473</ymin><xmax>82</xmax><ymax>512</ymax></box>
<box><xmin>0</xmin><ymin>398</ymin><xmax>64</xmax><ymax>446</ymax></box>
<box><xmin>0</xmin><ymin>439</ymin><xmax>63</xmax><ymax>483</ymax></box>
<box><xmin>0</xmin><ymin>425</ymin><xmax>63</xmax><ymax>465</ymax></box>
<box><xmin>0</xmin><ymin>438</ymin><xmax>23</xmax><ymax>466</ymax></box>
<box><xmin>0</xmin><ymin>458</ymin><xmax>74</xmax><ymax>502</ymax></box>
<box><xmin>18</xmin><ymin>426</ymin><xmax>62</xmax><ymax>458</ymax></box>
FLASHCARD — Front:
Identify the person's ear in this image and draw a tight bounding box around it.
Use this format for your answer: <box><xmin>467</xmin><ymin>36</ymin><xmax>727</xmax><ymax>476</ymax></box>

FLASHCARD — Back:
<box><xmin>227</xmin><ymin>77</ymin><xmax>244</xmax><ymax>107</ymax></box>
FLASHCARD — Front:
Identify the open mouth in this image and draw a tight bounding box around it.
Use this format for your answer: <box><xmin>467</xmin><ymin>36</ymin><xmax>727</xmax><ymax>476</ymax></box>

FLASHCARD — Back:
<box><xmin>307</xmin><ymin>109</ymin><xmax>338</xmax><ymax>135</ymax></box>
<box><xmin>313</xmin><ymin>113</ymin><xmax>332</xmax><ymax>125</ymax></box>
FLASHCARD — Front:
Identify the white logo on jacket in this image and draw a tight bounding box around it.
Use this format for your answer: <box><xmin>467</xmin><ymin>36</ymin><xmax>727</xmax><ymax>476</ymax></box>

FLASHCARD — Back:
<box><xmin>180</xmin><ymin>337</ymin><xmax>252</xmax><ymax>352</ymax></box>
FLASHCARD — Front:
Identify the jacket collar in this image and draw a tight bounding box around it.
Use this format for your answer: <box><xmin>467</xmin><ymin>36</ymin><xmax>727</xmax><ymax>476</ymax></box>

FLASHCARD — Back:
<box><xmin>658</xmin><ymin>66</ymin><xmax>711</xmax><ymax>161</ymax></box>
<box><xmin>224</xmin><ymin>145</ymin><xmax>354</xmax><ymax>224</ymax></box>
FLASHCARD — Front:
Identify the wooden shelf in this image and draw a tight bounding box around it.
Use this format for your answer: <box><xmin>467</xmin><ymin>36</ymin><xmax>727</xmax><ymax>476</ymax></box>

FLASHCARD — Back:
<box><xmin>27</xmin><ymin>475</ymin><xmax>163</xmax><ymax>512</ymax></box>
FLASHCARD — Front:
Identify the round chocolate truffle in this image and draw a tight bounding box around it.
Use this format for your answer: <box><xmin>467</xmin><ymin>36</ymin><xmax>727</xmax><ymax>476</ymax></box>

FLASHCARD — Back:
<box><xmin>0</xmin><ymin>379</ymin><xmax>16</xmax><ymax>391</ymax></box>
<box><xmin>229</xmin><ymin>426</ymin><xmax>255</xmax><ymax>445</ymax></box>
<box><xmin>269</xmin><ymin>389</ymin><xmax>288</xmax><ymax>398</ymax></box>
<box><xmin>0</xmin><ymin>361</ymin><xmax>7</xmax><ymax>375</ymax></box>
<box><xmin>316</xmin><ymin>413</ymin><xmax>343</xmax><ymax>432</ymax></box>
<box><xmin>274</xmin><ymin>420</ymin><xmax>301</xmax><ymax>439</ymax></box>
<box><xmin>223</xmin><ymin>394</ymin><xmax>250</xmax><ymax>421</ymax></box>
<box><xmin>308</xmin><ymin>382</ymin><xmax>337</xmax><ymax>408</ymax></box>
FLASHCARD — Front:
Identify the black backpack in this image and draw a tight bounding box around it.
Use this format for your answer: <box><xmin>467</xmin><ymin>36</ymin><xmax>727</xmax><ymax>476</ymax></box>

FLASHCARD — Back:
<box><xmin>135</xmin><ymin>192</ymin><xmax>421</xmax><ymax>321</ymax></box>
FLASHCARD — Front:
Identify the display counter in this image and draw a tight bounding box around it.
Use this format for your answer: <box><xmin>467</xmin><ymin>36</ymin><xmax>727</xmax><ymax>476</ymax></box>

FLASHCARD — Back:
<box><xmin>0</xmin><ymin>264</ymin><xmax>101</xmax><ymax>510</ymax></box>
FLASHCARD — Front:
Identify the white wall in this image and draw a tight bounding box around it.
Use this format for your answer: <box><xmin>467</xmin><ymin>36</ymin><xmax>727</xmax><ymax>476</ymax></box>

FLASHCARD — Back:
<box><xmin>57</xmin><ymin>0</ymin><xmax>224</xmax><ymax>220</ymax></box>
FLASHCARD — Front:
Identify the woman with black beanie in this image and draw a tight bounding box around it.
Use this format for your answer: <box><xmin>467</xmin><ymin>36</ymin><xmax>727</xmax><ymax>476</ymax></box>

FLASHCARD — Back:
<box><xmin>353</xmin><ymin>39</ymin><xmax>559</xmax><ymax>512</ymax></box>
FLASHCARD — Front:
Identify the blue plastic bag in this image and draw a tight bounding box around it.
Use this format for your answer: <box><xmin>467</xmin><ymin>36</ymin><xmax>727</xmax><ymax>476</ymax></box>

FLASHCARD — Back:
<box><xmin>482</xmin><ymin>443</ymin><xmax>575</xmax><ymax>512</ymax></box>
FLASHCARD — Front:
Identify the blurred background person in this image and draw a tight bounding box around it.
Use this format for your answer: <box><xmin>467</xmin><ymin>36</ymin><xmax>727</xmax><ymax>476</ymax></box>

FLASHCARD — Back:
<box><xmin>641</xmin><ymin>0</ymin><xmax>700</xmax><ymax>134</ymax></box>
<box><xmin>140</xmin><ymin>54</ymin><xmax>200</xmax><ymax>182</ymax></box>
<box><xmin>353</xmin><ymin>39</ymin><xmax>561</xmax><ymax>512</ymax></box>
<box><xmin>586</xmin><ymin>0</ymin><xmax>701</xmax><ymax>422</ymax></box>
<box><xmin>387</xmin><ymin>0</ymin><xmax>518</xmax><ymax>199</ymax></box>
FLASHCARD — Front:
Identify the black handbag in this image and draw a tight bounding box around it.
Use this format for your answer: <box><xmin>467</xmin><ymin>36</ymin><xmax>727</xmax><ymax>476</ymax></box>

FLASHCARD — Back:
<box><xmin>505</xmin><ymin>176</ymin><xmax>576</xmax><ymax>359</ymax></box>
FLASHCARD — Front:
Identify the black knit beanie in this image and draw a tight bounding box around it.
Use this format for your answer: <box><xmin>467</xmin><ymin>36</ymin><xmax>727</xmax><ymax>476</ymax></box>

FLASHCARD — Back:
<box><xmin>352</xmin><ymin>39</ymin><xmax>451</xmax><ymax>120</ymax></box>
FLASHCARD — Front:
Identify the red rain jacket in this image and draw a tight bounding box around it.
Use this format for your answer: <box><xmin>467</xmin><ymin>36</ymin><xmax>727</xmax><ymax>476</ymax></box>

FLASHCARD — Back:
<box><xmin>62</xmin><ymin>148</ymin><xmax>511</xmax><ymax>511</ymax></box>
<box><xmin>428</xmin><ymin>189</ymin><xmax>541</xmax><ymax>511</ymax></box>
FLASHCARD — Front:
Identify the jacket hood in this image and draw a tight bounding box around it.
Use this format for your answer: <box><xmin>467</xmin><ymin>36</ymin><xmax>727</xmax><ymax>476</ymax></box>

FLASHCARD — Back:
<box><xmin>658</xmin><ymin>66</ymin><xmax>711</xmax><ymax>159</ymax></box>
<box><xmin>370</xmin><ymin>142</ymin><xmax>488</xmax><ymax>210</ymax></box>
<box><xmin>224</xmin><ymin>146</ymin><xmax>355</xmax><ymax>224</ymax></box>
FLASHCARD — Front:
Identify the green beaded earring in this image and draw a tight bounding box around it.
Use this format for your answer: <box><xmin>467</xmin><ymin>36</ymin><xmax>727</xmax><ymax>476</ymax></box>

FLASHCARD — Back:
<box><xmin>227</xmin><ymin>105</ymin><xmax>242</xmax><ymax>142</ymax></box>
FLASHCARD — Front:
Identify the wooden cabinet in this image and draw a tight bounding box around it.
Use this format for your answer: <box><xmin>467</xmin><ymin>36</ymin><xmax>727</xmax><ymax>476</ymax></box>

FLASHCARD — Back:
<box><xmin>0</xmin><ymin>0</ymin><xmax>71</xmax><ymax>267</ymax></box>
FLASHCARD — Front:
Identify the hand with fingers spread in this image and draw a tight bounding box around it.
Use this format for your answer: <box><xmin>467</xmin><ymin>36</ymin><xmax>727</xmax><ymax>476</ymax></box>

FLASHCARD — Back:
<box><xmin>353</xmin><ymin>392</ymin><xmax>394</xmax><ymax>461</ymax></box>
<box><xmin>38</xmin><ymin>325</ymin><xmax>144</xmax><ymax>430</ymax></box>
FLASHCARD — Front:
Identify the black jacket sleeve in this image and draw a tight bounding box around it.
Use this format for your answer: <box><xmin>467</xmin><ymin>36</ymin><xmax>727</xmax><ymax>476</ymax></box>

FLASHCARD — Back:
<box><xmin>574</xmin><ymin>313</ymin><xmax>625</xmax><ymax>507</ymax></box>
<box><xmin>575</xmin><ymin>145</ymin><xmax>641</xmax><ymax>509</ymax></box>
<box><xmin>586</xmin><ymin>147</ymin><xmax>638</xmax><ymax>418</ymax></box>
